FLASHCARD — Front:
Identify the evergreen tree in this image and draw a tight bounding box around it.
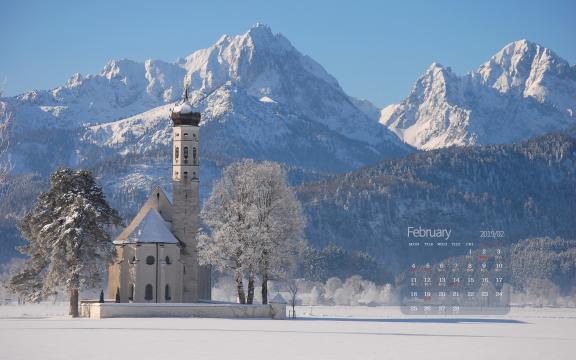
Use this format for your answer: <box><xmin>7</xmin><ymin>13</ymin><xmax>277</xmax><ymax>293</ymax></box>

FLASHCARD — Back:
<box><xmin>9</xmin><ymin>168</ymin><xmax>122</xmax><ymax>317</ymax></box>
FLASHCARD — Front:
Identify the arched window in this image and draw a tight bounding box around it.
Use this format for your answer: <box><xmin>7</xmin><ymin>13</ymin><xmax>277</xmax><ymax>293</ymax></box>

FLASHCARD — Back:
<box><xmin>192</xmin><ymin>147</ymin><xmax>197</xmax><ymax>163</ymax></box>
<box><xmin>183</xmin><ymin>147</ymin><xmax>189</xmax><ymax>159</ymax></box>
<box><xmin>175</xmin><ymin>146</ymin><xmax>179</xmax><ymax>159</ymax></box>
<box><xmin>165</xmin><ymin>256</ymin><xmax>171</xmax><ymax>265</ymax></box>
<box><xmin>146</xmin><ymin>256</ymin><xmax>155</xmax><ymax>265</ymax></box>
<box><xmin>165</xmin><ymin>284</ymin><xmax>171</xmax><ymax>301</ymax></box>
<box><xmin>145</xmin><ymin>284</ymin><xmax>153</xmax><ymax>301</ymax></box>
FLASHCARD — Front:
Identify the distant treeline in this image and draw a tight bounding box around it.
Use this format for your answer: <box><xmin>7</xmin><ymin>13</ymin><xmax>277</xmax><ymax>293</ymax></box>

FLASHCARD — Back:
<box><xmin>298</xmin><ymin>131</ymin><xmax>576</xmax><ymax>272</ymax></box>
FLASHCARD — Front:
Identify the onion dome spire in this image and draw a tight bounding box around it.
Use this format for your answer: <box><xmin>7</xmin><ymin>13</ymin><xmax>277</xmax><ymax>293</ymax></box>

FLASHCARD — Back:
<box><xmin>170</xmin><ymin>74</ymin><xmax>200</xmax><ymax>126</ymax></box>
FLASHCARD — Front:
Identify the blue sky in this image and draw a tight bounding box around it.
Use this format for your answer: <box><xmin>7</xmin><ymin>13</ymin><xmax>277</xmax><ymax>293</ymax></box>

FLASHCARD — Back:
<box><xmin>1</xmin><ymin>0</ymin><xmax>574</xmax><ymax>107</ymax></box>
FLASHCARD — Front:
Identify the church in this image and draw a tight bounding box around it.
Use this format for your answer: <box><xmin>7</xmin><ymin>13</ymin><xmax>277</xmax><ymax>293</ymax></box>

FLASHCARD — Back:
<box><xmin>107</xmin><ymin>91</ymin><xmax>211</xmax><ymax>303</ymax></box>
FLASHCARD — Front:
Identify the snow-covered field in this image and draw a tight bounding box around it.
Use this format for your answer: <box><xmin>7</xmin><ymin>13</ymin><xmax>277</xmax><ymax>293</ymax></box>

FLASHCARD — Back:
<box><xmin>1</xmin><ymin>304</ymin><xmax>575</xmax><ymax>360</ymax></box>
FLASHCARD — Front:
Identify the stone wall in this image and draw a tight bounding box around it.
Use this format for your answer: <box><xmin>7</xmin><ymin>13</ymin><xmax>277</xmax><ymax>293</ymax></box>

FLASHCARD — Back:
<box><xmin>80</xmin><ymin>302</ymin><xmax>286</xmax><ymax>320</ymax></box>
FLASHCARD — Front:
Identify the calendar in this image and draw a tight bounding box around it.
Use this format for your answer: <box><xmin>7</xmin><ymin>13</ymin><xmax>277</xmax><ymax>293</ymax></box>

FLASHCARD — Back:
<box><xmin>400</xmin><ymin>227</ymin><xmax>510</xmax><ymax>315</ymax></box>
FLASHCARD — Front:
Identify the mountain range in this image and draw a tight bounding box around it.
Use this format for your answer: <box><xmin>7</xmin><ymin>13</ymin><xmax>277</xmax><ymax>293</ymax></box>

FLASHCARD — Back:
<box><xmin>1</xmin><ymin>24</ymin><xmax>410</xmax><ymax>178</ymax></box>
<box><xmin>0</xmin><ymin>24</ymin><xmax>412</xmax><ymax>262</ymax></box>
<box><xmin>380</xmin><ymin>39</ymin><xmax>576</xmax><ymax>149</ymax></box>
<box><xmin>0</xmin><ymin>24</ymin><xmax>575</xmax><ymax>267</ymax></box>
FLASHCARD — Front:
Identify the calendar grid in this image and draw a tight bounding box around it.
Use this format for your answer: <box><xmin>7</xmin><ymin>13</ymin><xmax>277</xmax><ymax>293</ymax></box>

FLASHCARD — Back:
<box><xmin>400</xmin><ymin>229</ymin><xmax>511</xmax><ymax>315</ymax></box>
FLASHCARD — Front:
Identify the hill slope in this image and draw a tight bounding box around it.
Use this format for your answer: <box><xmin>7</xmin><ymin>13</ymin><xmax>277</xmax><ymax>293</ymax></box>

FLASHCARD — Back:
<box><xmin>298</xmin><ymin>129</ymin><xmax>576</xmax><ymax>271</ymax></box>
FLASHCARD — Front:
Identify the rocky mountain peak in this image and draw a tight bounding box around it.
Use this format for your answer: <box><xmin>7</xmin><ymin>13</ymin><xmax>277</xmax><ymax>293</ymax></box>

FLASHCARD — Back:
<box><xmin>1</xmin><ymin>24</ymin><xmax>410</xmax><ymax>185</ymax></box>
<box><xmin>380</xmin><ymin>40</ymin><xmax>576</xmax><ymax>150</ymax></box>
<box><xmin>477</xmin><ymin>40</ymin><xmax>574</xmax><ymax>96</ymax></box>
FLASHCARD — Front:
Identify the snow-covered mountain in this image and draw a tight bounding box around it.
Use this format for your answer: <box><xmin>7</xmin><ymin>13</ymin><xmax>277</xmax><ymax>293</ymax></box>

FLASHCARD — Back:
<box><xmin>0</xmin><ymin>24</ymin><xmax>412</xmax><ymax>229</ymax></box>
<box><xmin>348</xmin><ymin>97</ymin><xmax>381</xmax><ymax>121</ymax></box>
<box><xmin>1</xmin><ymin>24</ymin><xmax>409</xmax><ymax>173</ymax></box>
<box><xmin>380</xmin><ymin>40</ymin><xmax>576</xmax><ymax>149</ymax></box>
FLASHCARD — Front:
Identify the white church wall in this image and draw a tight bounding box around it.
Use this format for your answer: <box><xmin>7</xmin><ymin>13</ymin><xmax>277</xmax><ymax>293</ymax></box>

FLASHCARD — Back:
<box><xmin>157</xmin><ymin>244</ymin><xmax>183</xmax><ymax>303</ymax></box>
<box><xmin>109</xmin><ymin>243</ymin><xmax>182</xmax><ymax>303</ymax></box>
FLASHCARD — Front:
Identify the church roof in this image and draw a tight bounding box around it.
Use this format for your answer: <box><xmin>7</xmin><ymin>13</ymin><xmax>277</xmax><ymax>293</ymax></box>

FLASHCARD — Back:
<box><xmin>115</xmin><ymin>186</ymin><xmax>177</xmax><ymax>244</ymax></box>
<box><xmin>114</xmin><ymin>207</ymin><xmax>179</xmax><ymax>244</ymax></box>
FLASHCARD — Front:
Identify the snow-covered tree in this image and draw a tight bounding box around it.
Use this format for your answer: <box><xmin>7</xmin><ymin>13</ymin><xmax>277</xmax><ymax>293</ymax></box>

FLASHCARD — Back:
<box><xmin>249</xmin><ymin>161</ymin><xmax>305</xmax><ymax>304</ymax></box>
<box><xmin>9</xmin><ymin>168</ymin><xmax>122</xmax><ymax>317</ymax></box>
<box><xmin>525</xmin><ymin>278</ymin><xmax>560</xmax><ymax>307</ymax></box>
<box><xmin>198</xmin><ymin>161</ymin><xmax>257</xmax><ymax>304</ymax></box>
<box><xmin>0</xmin><ymin>113</ymin><xmax>11</xmax><ymax>195</ymax></box>
<box><xmin>0</xmin><ymin>258</ymin><xmax>26</xmax><ymax>303</ymax></box>
<box><xmin>511</xmin><ymin>237</ymin><xmax>576</xmax><ymax>291</ymax></box>
<box><xmin>198</xmin><ymin>159</ymin><xmax>305</xmax><ymax>304</ymax></box>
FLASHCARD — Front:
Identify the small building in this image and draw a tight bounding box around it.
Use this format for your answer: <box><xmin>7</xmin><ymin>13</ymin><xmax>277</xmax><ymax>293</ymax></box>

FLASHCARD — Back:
<box><xmin>107</xmin><ymin>90</ymin><xmax>211</xmax><ymax>303</ymax></box>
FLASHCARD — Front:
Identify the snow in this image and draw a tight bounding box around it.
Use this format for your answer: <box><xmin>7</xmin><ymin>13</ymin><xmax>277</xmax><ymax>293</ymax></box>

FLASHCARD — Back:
<box><xmin>115</xmin><ymin>208</ymin><xmax>178</xmax><ymax>244</ymax></box>
<box><xmin>173</xmin><ymin>102</ymin><xmax>193</xmax><ymax>114</ymax></box>
<box><xmin>2</xmin><ymin>24</ymin><xmax>410</xmax><ymax>203</ymax></box>
<box><xmin>85</xmin><ymin>103</ymin><xmax>173</xmax><ymax>148</ymax></box>
<box><xmin>1</xmin><ymin>303</ymin><xmax>575</xmax><ymax>360</ymax></box>
<box><xmin>259</xmin><ymin>96</ymin><xmax>276</xmax><ymax>103</ymax></box>
<box><xmin>381</xmin><ymin>40</ymin><xmax>576</xmax><ymax>150</ymax></box>
<box><xmin>1</xmin><ymin>23</ymin><xmax>402</xmax><ymax>152</ymax></box>
<box><xmin>348</xmin><ymin>96</ymin><xmax>381</xmax><ymax>121</ymax></box>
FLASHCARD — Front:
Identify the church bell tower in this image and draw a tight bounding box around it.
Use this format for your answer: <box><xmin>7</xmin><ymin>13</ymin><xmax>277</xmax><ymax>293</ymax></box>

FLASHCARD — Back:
<box><xmin>170</xmin><ymin>85</ymin><xmax>211</xmax><ymax>302</ymax></box>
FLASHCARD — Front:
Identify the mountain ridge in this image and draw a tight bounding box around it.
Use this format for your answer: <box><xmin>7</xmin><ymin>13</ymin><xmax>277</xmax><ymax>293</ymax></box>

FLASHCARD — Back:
<box><xmin>380</xmin><ymin>39</ymin><xmax>576</xmax><ymax>149</ymax></box>
<box><xmin>1</xmin><ymin>24</ymin><xmax>411</xmax><ymax>176</ymax></box>
<box><xmin>0</xmin><ymin>24</ymin><xmax>413</xmax><ymax>263</ymax></box>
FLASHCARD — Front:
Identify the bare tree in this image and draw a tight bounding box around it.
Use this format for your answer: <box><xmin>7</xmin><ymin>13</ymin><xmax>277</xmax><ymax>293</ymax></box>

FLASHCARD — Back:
<box><xmin>287</xmin><ymin>278</ymin><xmax>299</xmax><ymax>318</ymax></box>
